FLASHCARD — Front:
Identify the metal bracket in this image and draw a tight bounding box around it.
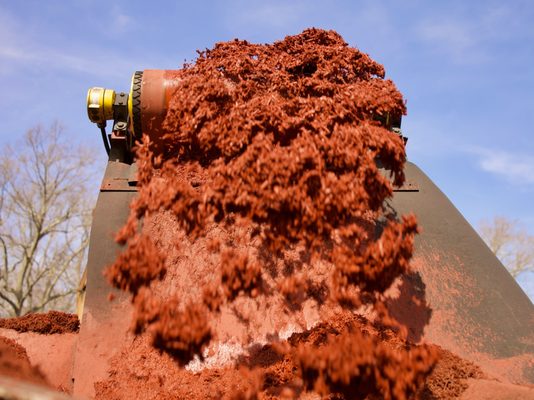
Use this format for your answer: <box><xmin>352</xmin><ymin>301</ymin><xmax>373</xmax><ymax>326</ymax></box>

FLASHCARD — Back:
<box><xmin>128</xmin><ymin>163</ymin><xmax>138</xmax><ymax>186</ymax></box>
<box><xmin>100</xmin><ymin>177</ymin><xmax>137</xmax><ymax>192</ymax></box>
<box><xmin>393</xmin><ymin>180</ymin><xmax>419</xmax><ymax>192</ymax></box>
<box><xmin>100</xmin><ymin>162</ymin><xmax>139</xmax><ymax>192</ymax></box>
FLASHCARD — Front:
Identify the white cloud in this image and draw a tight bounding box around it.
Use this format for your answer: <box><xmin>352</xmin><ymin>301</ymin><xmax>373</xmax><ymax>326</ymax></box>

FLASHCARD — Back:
<box><xmin>414</xmin><ymin>4</ymin><xmax>532</xmax><ymax>65</ymax></box>
<box><xmin>115</xmin><ymin>14</ymin><xmax>132</xmax><ymax>30</ymax></box>
<box><xmin>225</xmin><ymin>1</ymin><xmax>307</xmax><ymax>31</ymax></box>
<box><xmin>469</xmin><ymin>147</ymin><xmax>534</xmax><ymax>185</ymax></box>
<box><xmin>415</xmin><ymin>18</ymin><xmax>487</xmax><ymax>64</ymax></box>
<box><xmin>110</xmin><ymin>5</ymin><xmax>134</xmax><ymax>34</ymax></box>
<box><xmin>0</xmin><ymin>9</ymin><xmax>138</xmax><ymax>79</ymax></box>
<box><xmin>0</xmin><ymin>40</ymin><xmax>134</xmax><ymax>79</ymax></box>
<box><xmin>418</xmin><ymin>20</ymin><xmax>474</xmax><ymax>51</ymax></box>
<box><xmin>0</xmin><ymin>45</ymin><xmax>35</xmax><ymax>62</ymax></box>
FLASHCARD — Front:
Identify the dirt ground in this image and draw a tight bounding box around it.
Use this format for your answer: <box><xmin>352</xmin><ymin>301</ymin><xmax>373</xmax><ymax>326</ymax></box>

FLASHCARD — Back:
<box><xmin>1</xmin><ymin>311</ymin><xmax>533</xmax><ymax>398</ymax></box>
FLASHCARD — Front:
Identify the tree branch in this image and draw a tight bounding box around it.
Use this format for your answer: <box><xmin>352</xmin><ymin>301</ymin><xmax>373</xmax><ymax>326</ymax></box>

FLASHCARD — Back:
<box><xmin>0</xmin><ymin>123</ymin><xmax>98</xmax><ymax>316</ymax></box>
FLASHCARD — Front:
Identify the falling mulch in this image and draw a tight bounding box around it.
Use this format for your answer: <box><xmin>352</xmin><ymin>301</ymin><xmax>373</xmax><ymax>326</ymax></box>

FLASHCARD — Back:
<box><xmin>102</xmin><ymin>27</ymin><xmax>439</xmax><ymax>399</ymax></box>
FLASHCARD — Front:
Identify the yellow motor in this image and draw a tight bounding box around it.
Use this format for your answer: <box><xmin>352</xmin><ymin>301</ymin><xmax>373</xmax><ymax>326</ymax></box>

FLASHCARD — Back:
<box><xmin>86</xmin><ymin>87</ymin><xmax>116</xmax><ymax>125</ymax></box>
<box><xmin>86</xmin><ymin>70</ymin><xmax>180</xmax><ymax>150</ymax></box>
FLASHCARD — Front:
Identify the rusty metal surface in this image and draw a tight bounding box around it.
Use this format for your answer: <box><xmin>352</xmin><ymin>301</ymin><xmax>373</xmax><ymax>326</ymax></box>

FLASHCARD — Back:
<box><xmin>389</xmin><ymin>162</ymin><xmax>534</xmax><ymax>382</ymax></box>
<box><xmin>71</xmin><ymin>158</ymin><xmax>137</xmax><ymax>398</ymax></box>
<box><xmin>139</xmin><ymin>69</ymin><xmax>166</xmax><ymax>141</ymax></box>
<box><xmin>393</xmin><ymin>180</ymin><xmax>418</xmax><ymax>192</ymax></box>
<box><xmin>139</xmin><ymin>70</ymin><xmax>182</xmax><ymax>146</ymax></box>
<box><xmin>379</xmin><ymin>167</ymin><xmax>419</xmax><ymax>192</ymax></box>
<box><xmin>100</xmin><ymin>178</ymin><xmax>137</xmax><ymax>192</ymax></box>
<box><xmin>100</xmin><ymin>163</ymin><xmax>138</xmax><ymax>191</ymax></box>
<box><xmin>127</xmin><ymin>162</ymin><xmax>138</xmax><ymax>186</ymax></box>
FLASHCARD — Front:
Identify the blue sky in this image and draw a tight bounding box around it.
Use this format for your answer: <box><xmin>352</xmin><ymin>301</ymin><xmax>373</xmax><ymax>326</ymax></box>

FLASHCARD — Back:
<box><xmin>0</xmin><ymin>0</ymin><xmax>533</xmax><ymax>298</ymax></box>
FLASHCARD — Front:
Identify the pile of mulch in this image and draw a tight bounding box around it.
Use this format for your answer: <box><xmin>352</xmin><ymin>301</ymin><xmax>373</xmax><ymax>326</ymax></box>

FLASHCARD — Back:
<box><xmin>420</xmin><ymin>347</ymin><xmax>484</xmax><ymax>399</ymax></box>
<box><xmin>0</xmin><ymin>312</ymin><xmax>80</xmax><ymax>394</ymax></box>
<box><xmin>0</xmin><ymin>336</ymin><xmax>49</xmax><ymax>387</ymax></box>
<box><xmin>0</xmin><ymin>311</ymin><xmax>79</xmax><ymax>334</ymax></box>
<box><xmin>93</xmin><ymin>310</ymin><xmax>484</xmax><ymax>400</ymax></box>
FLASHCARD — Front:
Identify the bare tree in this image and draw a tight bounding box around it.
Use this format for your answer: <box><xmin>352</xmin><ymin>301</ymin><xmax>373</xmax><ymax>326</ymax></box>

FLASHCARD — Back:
<box><xmin>0</xmin><ymin>123</ymin><xmax>97</xmax><ymax>317</ymax></box>
<box><xmin>479</xmin><ymin>216</ymin><xmax>534</xmax><ymax>278</ymax></box>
